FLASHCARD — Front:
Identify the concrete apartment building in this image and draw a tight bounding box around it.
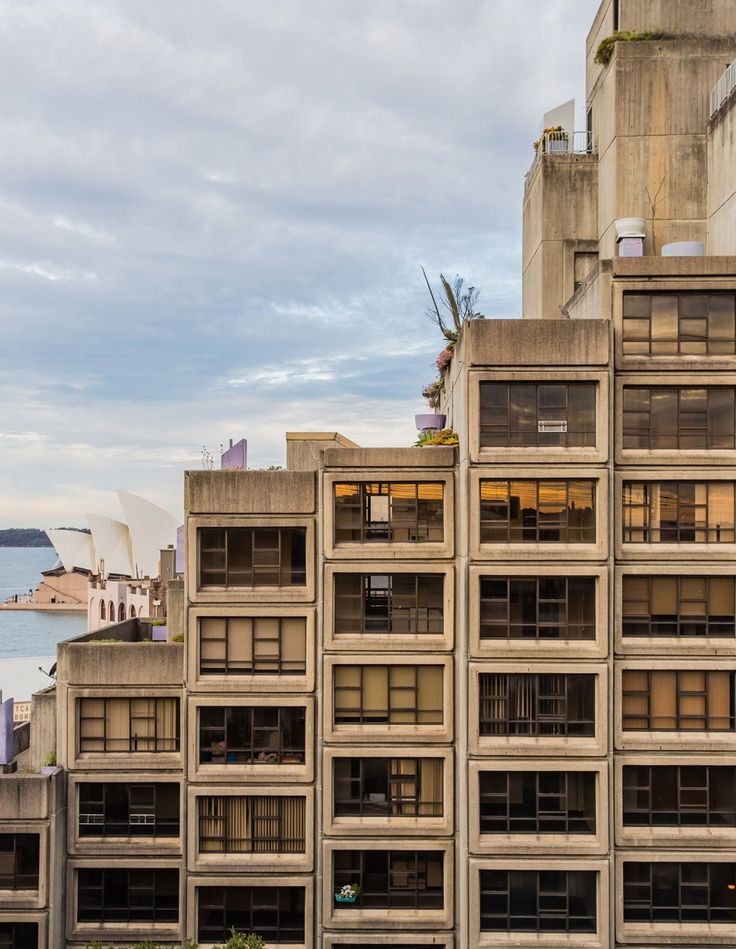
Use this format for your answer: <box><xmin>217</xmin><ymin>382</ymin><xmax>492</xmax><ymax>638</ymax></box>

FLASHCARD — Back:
<box><xmin>3</xmin><ymin>0</ymin><xmax>736</xmax><ymax>946</ymax></box>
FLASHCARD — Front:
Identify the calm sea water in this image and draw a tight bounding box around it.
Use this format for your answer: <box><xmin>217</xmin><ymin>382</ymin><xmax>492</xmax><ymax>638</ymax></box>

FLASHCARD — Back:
<box><xmin>0</xmin><ymin>547</ymin><xmax>86</xmax><ymax>659</ymax></box>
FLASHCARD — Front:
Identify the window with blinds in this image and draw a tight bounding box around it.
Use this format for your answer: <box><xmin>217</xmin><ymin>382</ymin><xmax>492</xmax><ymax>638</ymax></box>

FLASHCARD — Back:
<box><xmin>77</xmin><ymin>698</ymin><xmax>180</xmax><ymax>753</ymax></box>
<box><xmin>622</xmin><ymin>670</ymin><xmax>735</xmax><ymax>731</ymax></box>
<box><xmin>333</xmin><ymin>850</ymin><xmax>444</xmax><ymax>909</ymax></box>
<box><xmin>480</xmin><ymin>480</ymin><xmax>596</xmax><ymax>543</ymax></box>
<box><xmin>479</xmin><ymin>673</ymin><xmax>595</xmax><ymax>737</ymax></box>
<box><xmin>199</xmin><ymin>616</ymin><xmax>307</xmax><ymax>675</ymax></box>
<box><xmin>334</xmin><ymin>482</ymin><xmax>444</xmax><ymax>543</ymax></box>
<box><xmin>0</xmin><ymin>835</ymin><xmax>39</xmax><ymax>889</ymax></box>
<box><xmin>333</xmin><ymin>665</ymin><xmax>443</xmax><ymax>725</ymax></box>
<box><xmin>198</xmin><ymin>795</ymin><xmax>306</xmax><ymax>853</ymax></box>
<box><xmin>622</xmin><ymin>576</ymin><xmax>736</xmax><ymax>638</ymax></box>
<box><xmin>333</xmin><ymin>757</ymin><xmax>443</xmax><ymax>817</ymax></box>
<box><xmin>333</xmin><ymin>573</ymin><xmax>444</xmax><ymax>635</ymax></box>
<box><xmin>622</xmin><ymin>482</ymin><xmax>736</xmax><ymax>543</ymax></box>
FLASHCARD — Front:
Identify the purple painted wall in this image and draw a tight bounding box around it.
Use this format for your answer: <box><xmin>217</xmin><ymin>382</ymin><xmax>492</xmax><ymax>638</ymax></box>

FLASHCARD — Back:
<box><xmin>0</xmin><ymin>697</ymin><xmax>14</xmax><ymax>765</ymax></box>
<box><xmin>221</xmin><ymin>438</ymin><xmax>247</xmax><ymax>470</ymax></box>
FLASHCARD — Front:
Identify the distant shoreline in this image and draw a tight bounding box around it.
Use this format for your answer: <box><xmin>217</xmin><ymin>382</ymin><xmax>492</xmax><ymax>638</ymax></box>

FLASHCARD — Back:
<box><xmin>0</xmin><ymin>530</ymin><xmax>53</xmax><ymax>548</ymax></box>
<box><xmin>0</xmin><ymin>603</ymin><xmax>86</xmax><ymax>612</ymax></box>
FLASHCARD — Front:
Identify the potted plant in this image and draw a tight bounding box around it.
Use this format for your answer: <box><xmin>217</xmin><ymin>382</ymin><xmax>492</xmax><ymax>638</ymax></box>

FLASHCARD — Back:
<box><xmin>335</xmin><ymin>882</ymin><xmax>361</xmax><ymax>904</ymax></box>
<box><xmin>41</xmin><ymin>751</ymin><xmax>58</xmax><ymax>775</ymax></box>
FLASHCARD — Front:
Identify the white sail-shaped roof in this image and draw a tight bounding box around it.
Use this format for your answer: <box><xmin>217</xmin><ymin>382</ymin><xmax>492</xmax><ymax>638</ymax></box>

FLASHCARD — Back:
<box><xmin>45</xmin><ymin>529</ymin><xmax>96</xmax><ymax>573</ymax></box>
<box><xmin>87</xmin><ymin>515</ymin><xmax>135</xmax><ymax>578</ymax></box>
<box><xmin>117</xmin><ymin>491</ymin><xmax>178</xmax><ymax>579</ymax></box>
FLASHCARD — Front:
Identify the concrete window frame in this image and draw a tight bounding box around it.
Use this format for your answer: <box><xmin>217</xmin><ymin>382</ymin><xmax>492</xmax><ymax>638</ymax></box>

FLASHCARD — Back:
<box><xmin>468</xmin><ymin>369</ymin><xmax>610</xmax><ymax>466</ymax></box>
<box><xmin>469</xmin><ymin>468</ymin><xmax>610</xmax><ymax>562</ymax></box>
<box><xmin>615</xmin><ymin>660</ymin><xmax>736</xmax><ymax>752</ymax></box>
<box><xmin>0</xmin><ymin>914</ymin><xmax>47</xmax><ymax>949</ymax></box>
<box><xmin>614</xmin><ymin>754</ymin><xmax>736</xmax><ymax>850</ymax></box>
<box><xmin>67</xmin><ymin>773</ymin><xmax>183</xmax><ymax>857</ymax></box>
<box><xmin>615</xmin><ymin>371</ymin><xmax>736</xmax><ymax>467</ymax></box>
<box><xmin>614</xmin><ymin>850</ymin><xmax>736</xmax><ymax>945</ymax></box>
<box><xmin>615</xmin><ymin>564</ymin><xmax>736</xmax><ymax>657</ymax></box>
<box><xmin>323</xmin><ymin>655</ymin><xmax>454</xmax><ymax>744</ymax></box>
<box><xmin>187</xmin><ymin>695</ymin><xmax>314</xmax><ymax>784</ymax></box>
<box><xmin>322</xmin><ymin>746</ymin><xmax>454</xmax><ymax>838</ymax></box>
<box><xmin>322</xmin><ymin>470</ymin><xmax>455</xmax><ymax>561</ymax></box>
<box><xmin>187</xmin><ymin>516</ymin><xmax>316</xmax><ymax>604</ymax></box>
<box><xmin>65</xmin><ymin>687</ymin><xmax>183</xmax><ymax>773</ymax></box>
<box><xmin>322</xmin><ymin>839</ymin><xmax>454</xmax><ymax>931</ymax></box>
<box><xmin>187</xmin><ymin>605</ymin><xmax>316</xmax><ymax>694</ymax></box>
<box><xmin>469</xmin><ymin>564</ymin><xmax>608</xmax><ymax>660</ymax></box>
<box><xmin>323</xmin><ymin>562</ymin><xmax>455</xmax><ymax>653</ymax></box>
<box><xmin>469</xmin><ymin>857</ymin><xmax>610</xmax><ymax>949</ymax></box>
<box><xmin>468</xmin><ymin>760</ymin><xmax>609</xmax><ymax>856</ymax></box>
<box><xmin>186</xmin><ymin>873</ymin><xmax>314</xmax><ymax>949</ymax></box>
<box><xmin>469</xmin><ymin>662</ymin><xmax>608</xmax><ymax>758</ymax></box>
<box><xmin>0</xmin><ymin>824</ymin><xmax>47</xmax><ymax>910</ymax></box>
<box><xmin>66</xmin><ymin>857</ymin><xmax>183</xmax><ymax>945</ymax></box>
<box><xmin>615</xmin><ymin>468</ymin><xmax>736</xmax><ymax>562</ymax></box>
<box><xmin>613</xmin><ymin>277</ymin><xmax>736</xmax><ymax>373</ymax></box>
<box><xmin>187</xmin><ymin>785</ymin><xmax>314</xmax><ymax>873</ymax></box>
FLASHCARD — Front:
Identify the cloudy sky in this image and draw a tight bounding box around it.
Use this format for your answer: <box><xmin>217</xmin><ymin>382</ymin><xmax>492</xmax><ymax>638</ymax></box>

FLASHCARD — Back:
<box><xmin>0</xmin><ymin>0</ymin><xmax>594</xmax><ymax>528</ymax></box>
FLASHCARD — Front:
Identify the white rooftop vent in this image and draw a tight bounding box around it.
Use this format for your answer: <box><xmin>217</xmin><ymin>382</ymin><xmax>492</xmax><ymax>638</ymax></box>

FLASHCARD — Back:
<box><xmin>661</xmin><ymin>241</ymin><xmax>705</xmax><ymax>257</ymax></box>
<box><xmin>615</xmin><ymin>218</ymin><xmax>646</xmax><ymax>241</ymax></box>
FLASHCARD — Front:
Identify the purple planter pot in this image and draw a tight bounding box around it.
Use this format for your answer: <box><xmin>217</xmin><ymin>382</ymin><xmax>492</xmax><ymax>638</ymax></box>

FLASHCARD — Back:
<box><xmin>415</xmin><ymin>413</ymin><xmax>446</xmax><ymax>431</ymax></box>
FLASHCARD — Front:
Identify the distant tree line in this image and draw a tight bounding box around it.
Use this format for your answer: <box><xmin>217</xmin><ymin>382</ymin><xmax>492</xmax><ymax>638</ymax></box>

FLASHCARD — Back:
<box><xmin>0</xmin><ymin>528</ymin><xmax>53</xmax><ymax>547</ymax></box>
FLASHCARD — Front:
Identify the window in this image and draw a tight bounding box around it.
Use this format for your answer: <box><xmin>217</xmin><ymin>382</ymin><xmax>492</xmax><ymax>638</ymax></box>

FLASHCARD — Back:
<box><xmin>480</xmin><ymin>480</ymin><xmax>596</xmax><ymax>543</ymax></box>
<box><xmin>333</xmin><ymin>758</ymin><xmax>443</xmax><ymax>817</ymax></box>
<box><xmin>77</xmin><ymin>698</ymin><xmax>180</xmax><ymax>753</ymax></box>
<box><xmin>622</xmin><ymin>292</ymin><xmax>736</xmax><ymax>355</ymax></box>
<box><xmin>76</xmin><ymin>867</ymin><xmax>178</xmax><ymax>923</ymax></box>
<box><xmin>623</xmin><ymin>765</ymin><xmax>736</xmax><ymax>827</ymax></box>
<box><xmin>198</xmin><ymin>795</ymin><xmax>305</xmax><ymax>853</ymax></box>
<box><xmin>480</xmin><ymin>576</ymin><xmax>596</xmax><ymax>640</ymax></box>
<box><xmin>479</xmin><ymin>673</ymin><xmax>595</xmax><ymax>737</ymax></box>
<box><xmin>334</xmin><ymin>482</ymin><xmax>444</xmax><ymax>543</ymax></box>
<box><xmin>622</xmin><ymin>575</ymin><xmax>736</xmax><ymax>637</ymax></box>
<box><xmin>623</xmin><ymin>481</ymin><xmax>736</xmax><ymax>543</ymax></box>
<box><xmin>623</xmin><ymin>387</ymin><xmax>736</xmax><ymax>450</ymax></box>
<box><xmin>333</xmin><ymin>850</ymin><xmax>443</xmax><ymax>909</ymax></box>
<box><xmin>199</xmin><ymin>617</ymin><xmax>306</xmax><ymax>675</ymax></box>
<box><xmin>334</xmin><ymin>573</ymin><xmax>444</xmax><ymax>635</ymax></box>
<box><xmin>622</xmin><ymin>670</ymin><xmax>735</xmax><ymax>731</ymax></box>
<box><xmin>479</xmin><ymin>771</ymin><xmax>596</xmax><ymax>834</ymax></box>
<box><xmin>624</xmin><ymin>862</ymin><xmax>736</xmax><ymax>922</ymax></box>
<box><xmin>0</xmin><ymin>923</ymin><xmax>38</xmax><ymax>949</ymax></box>
<box><xmin>480</xmin><ymin>869</ymin><xmax>597</xmax><ymax>932</ymax></box>
<box><xmin>199</xmin><ymin>527</ymin><xmax>306</xmax><ymax>588</ymax></box>
<box><xmin>0</xmin><ymin>834</ymin><xmax>39</xmax><ymax>889</ymax></box>
<box><xmin>78</xmin><ymin>783</ymin><xmax>179</xmax><ymax>838</ymax></box>
<box><xmin>197</xmin><ymin>886</ymin><xmax>305</xmax><ymax>944</ymax></box>
<box><xmin>334</xmin><ymin>665</ymin><xmax>443</xmax><ymax>725</ymax></box>
<box><xmin>198</xmin><ymin>706</ymin><xmax>305</xmax><ymax>765</ymax></box>
<box><xmin>479</xmin><ymin>382</ymin><xmax>596</xmax><ymax>448</ymax></box>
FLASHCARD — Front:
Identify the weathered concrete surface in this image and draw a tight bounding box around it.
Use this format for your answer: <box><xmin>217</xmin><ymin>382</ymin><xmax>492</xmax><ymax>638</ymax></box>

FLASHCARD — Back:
<box><xmin>0</xmin><ymin>772</ymin><xmax>49</xmax><ymax>818</ymax></box>
<box><xmin>322</xmin><ymin>447</ymin><xmax>456</xmax><ymax>469</ymax></box>
<box><xmin>465</xmin><ymin>318</ymin><xmax>610</xmax><ymax>366</ymax></box>
<box><xmin>286</xmin><ymin>432</ymin><xmax>358</xmax><ymax>471</ymax></box>
<box><xmin>708</xmin><ymin>88</ymin><xmax>736</xmax><ymax>255</ymax></box>
<box><xmin>185</xmin><ymin>469</ymin><xmax>316</xmax><ymax>514</ymax></box>
<box><xmin>56</xmin><ymin>642</ymin><xmax>184</xmax><ymax>687</ymax></box>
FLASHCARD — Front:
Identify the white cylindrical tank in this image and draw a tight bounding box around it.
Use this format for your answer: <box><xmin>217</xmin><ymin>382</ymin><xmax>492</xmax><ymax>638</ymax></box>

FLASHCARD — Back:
<box><xmin>661</xmin><ymin>241</ymin><xmax>705</xmax><ymax>257</ymax></box>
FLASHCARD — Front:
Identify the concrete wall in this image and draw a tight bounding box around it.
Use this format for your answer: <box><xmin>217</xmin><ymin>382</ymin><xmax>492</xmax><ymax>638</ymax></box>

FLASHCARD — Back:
<box><xmin>708</xmin><ymin>88</ymin><xmax>736</xmax><ymax>254</ymax></box>
<box><xmin>286</xmin><ymin>432</ymin><xmax>359</xmax><ymax>471</ymax></box>
<box><xmin>463</xmin><ymin>318</ymin><xmax>610</xmax><ymax>367</ymax></box>
<box><xmin>185</xmin><ymin>469</ymin><xmax>316</xmax><ymax>514</ymax></box>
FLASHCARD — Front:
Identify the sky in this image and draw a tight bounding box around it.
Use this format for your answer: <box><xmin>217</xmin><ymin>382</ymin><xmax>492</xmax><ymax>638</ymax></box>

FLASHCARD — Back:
<box><xmin>0</xmin><ymin>0</ymin><xmax>595</xmax><ymax>528</ymax></box>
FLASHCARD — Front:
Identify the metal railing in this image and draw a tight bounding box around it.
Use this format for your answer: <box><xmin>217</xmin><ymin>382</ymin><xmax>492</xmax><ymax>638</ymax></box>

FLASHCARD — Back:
<box><xmin>711</xmin><ymin>61</ymin><xmax>736</xmax><ymax>117</ymax></box>
<box><xmin>527</xmin><ymin>131</ymin><xmax>595</xmax><ymax>177</ymax></box>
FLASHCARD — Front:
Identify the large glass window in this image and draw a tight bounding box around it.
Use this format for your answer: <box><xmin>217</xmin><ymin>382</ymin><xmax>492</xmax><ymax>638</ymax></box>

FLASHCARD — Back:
<box><xmin>334</xmin><ymin>482</ymin><xmax>444</xmax><ymax>543</ymax></box>
<box><xmin>198</xmin><ymin>706</ymin><xmax>305</xmax><ymax>765</ymax></box>
<box><xmin>480</xmin><ymin>869</ymin><xmax>597</xmax><ymax>932</ymax></box>
<box><xmin>0</xmin><ymin>835</ymin><xmax>39</xmax><ymax>889</ymax></box>
<box><xmin>623</xmin><ymin>387</ymin><xmax>736</xmax><ymax>450</ymax></box>
<box><xmin>333</xmin><ymin>757</ymin><xmax>443</xmax><ymax>817</ymax></box>
<box><xmin>333</xmin><ymin>665</ymin><xmax>443</xmax><ymax>725</ymax></box>
<box><xmin>622</xmin><ymin>575</ymin><xmax>736</xmax><ymax>637</ymax></box>
<box><xmin>479</xmin><ymin>673</ymin><xmax>595</xmax><ymax>737</ymax></box>
<box><xmin>77</xmin><ymin>698</ymin><xmax>180</xmax><ymax>753</ymax></box>
<box><xmin>480</xmin><ymin>576</ymin><xmax>595</xmax><ymax>640</ymax></box>
<box><xmin>199</xmin><ymin>617</ymin><xmax>306</xmax><ymax>675</ymax></box>
<box><xmin>622</xmin><ymin>292</ymin><xmax>736</xmax><ymax>355</ymax></box>
<box><xmin>479</xmin><ymin>771</ymin><xmax>596</xmax><ymax>834</ymax></box>
<box><xmin>622</xmin><ymin>670</ymin><xmax>735</xmax><ymax>731</ymax></box>
<box><xmin>623</xmin><ymin>481</ymin><xmax>736</xmax><ymax>543</ymax></box>
<box><xmin>0</xmin><ymin>923</ymin><xmax>38</xmax><ymax>949</ymax></box>
<box><xmin>333</xmin><ymin>850</ymin><xmax>443</xmax><ymax>910</ymax></box>
<box><xmin>334</xmin><ymin>573</ymin><xmax>443</xmax><ymax>635</ymax></box>
<box><xmin>198</xmin><ymin>795</ymin><xmax>305</xmax><ymax>853</ymax></box>
<box><xmin>480</xmin><ymin>382</ymin><xmax>596</xmax><ymax>447</ymax></box>
<box><xmin>199</xmin><ymin>527</ymin><xmax>306</xmax><ymax>588</ymax></box>
<box><xmin>624</xmin><ymin>862</ymin><xmax>736</xmax><ymax>922</ymax></box>
<box><xmin>623</xmin><ymin>765</ymin><xmax>736</xmax><ymax>827</ymax></box>
<box><xmin>78</xmin><ymin>783</ymin><xmax>179</xmax><ymax>838</ymax></box>
<box><xmin>197</xmin><ymin>886</ymin><xmax>304</xmax><ymax>944</ymax></box>
<box><xmin>76</xmin><ymin>867</ymin><xmax>179</xmax><ymax>923</ymax></box>
<box><xmin>480</xmin><ymin>480</ymin><xmax>596</xmax><ymax>543</ymax></box>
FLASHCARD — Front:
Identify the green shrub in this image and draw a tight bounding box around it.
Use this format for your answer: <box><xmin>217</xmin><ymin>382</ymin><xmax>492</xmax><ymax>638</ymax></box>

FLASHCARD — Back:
<box><xmin>594</xmin><ymin>30</ymin><xmax>666</xmax><ymax>65</ymax></box>
<box><xmin>214</xmin><ymin>929</ymin><xmax>265</xmax><ymax>949</ymax></box>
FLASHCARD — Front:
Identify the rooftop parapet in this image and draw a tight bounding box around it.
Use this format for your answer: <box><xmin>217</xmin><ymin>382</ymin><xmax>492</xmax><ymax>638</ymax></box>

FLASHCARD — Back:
<box><xmin>461</xmin><ymin>318</ymin><xmax>610</xmax><ymax>367</ymax></box>
<box><xmin>322</xmin><ymin>447</ymin><xmax>456</xmax><ymax>469</ymax></box>
<box><xmin>185</xmin><ymin>469</ymin><xmax>316</xmax><ymax>515</ymax></box>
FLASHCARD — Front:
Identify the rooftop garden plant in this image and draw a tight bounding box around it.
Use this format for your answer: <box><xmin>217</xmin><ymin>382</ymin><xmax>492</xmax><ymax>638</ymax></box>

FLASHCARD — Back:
<box><xmin>416</xmin><ymin>428</ymin><xmax>459</xmax><ymax>447</ymax></box>
<box><xmin>594</xmin><ymin>30</ymin><xmax>668</xmax><ymax>65</ymax></box>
